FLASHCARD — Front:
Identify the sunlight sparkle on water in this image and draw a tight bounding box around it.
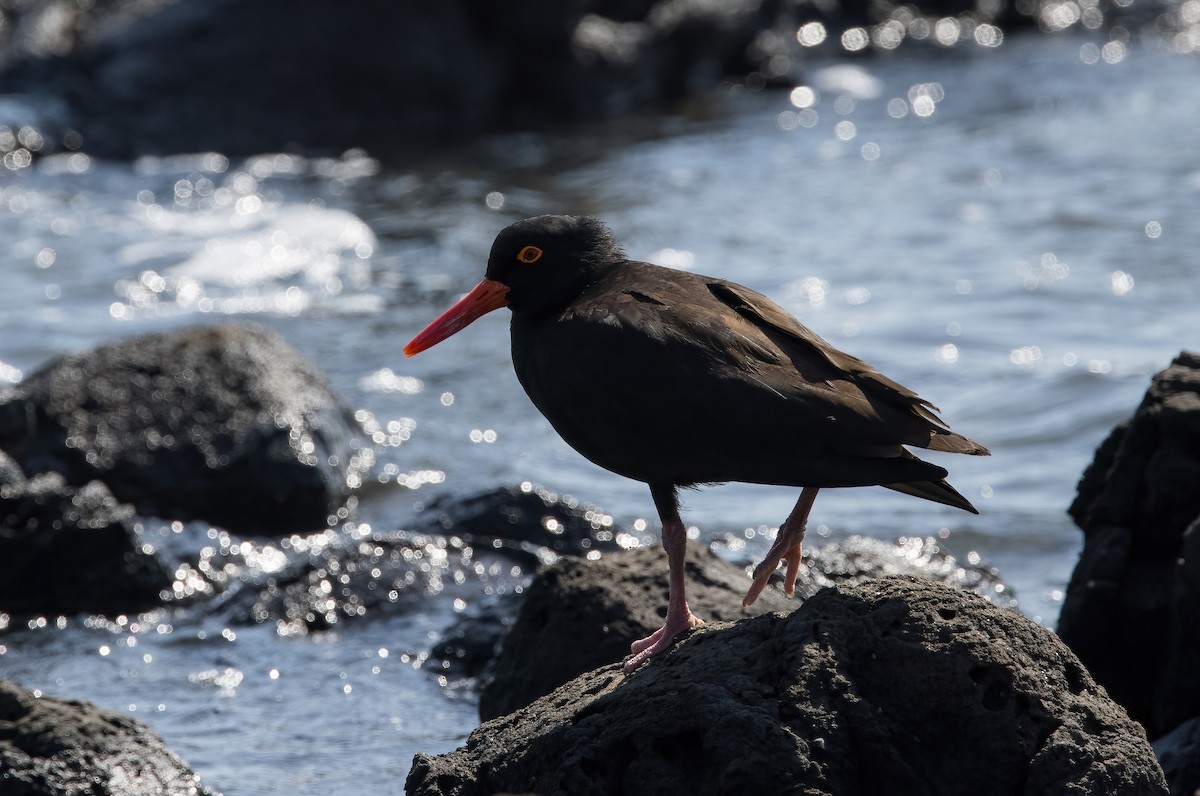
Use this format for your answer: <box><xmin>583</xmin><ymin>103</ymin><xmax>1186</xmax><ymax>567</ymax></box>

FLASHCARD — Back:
<box><xmin>789</xmin><ymin>86</ymin><xmax>817</xmax><ymax>108</ymax></box>
<box><xmin>936</xmin><ymin>343</ymin><xmax>959</xmax><ymax>364</ymax></box>
<box><xmin>796</xmin><ymin>22</ymin><xmax>827</xmax><ymax>46</ymax></box>
<box><xmin>361</xmin><ymin>368</ymin><xmax>423</xmax><ymax>395</ymax></box>
<box><xmin>841</xmin><ymin>28</ymin><xmax>870</xmax><ymax>52</ymax></box>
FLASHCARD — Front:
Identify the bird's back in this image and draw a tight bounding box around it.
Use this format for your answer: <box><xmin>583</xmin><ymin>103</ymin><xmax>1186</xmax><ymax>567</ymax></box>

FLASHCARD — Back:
<box><xmin>510</xmin><ymin>260</ymin><xmax>986</xmax><ymax>491</ymax></box>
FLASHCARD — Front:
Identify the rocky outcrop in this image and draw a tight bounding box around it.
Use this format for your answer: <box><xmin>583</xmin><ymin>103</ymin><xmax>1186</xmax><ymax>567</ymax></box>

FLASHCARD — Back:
<box><xmin>0</xmin><ymin>0</ymin><xmax>1033</xmax><ymax>160</ymax></box>
<box><xmin>408</xmin><ymin>576</ymin><xmax>1167</xmax><ymax>796</ymax></box>
<box><xmin>1059</xmin><ymin>351</ymin><xmax>1200</xmax><ymax>740</ymax></box>
<box><xmin>479</xmin><ymin>543</ymin><xmax>793</xmax><ymax>720</ymax></box>
<box><xmin>217</xmin><ymin>484</ymin><xmax>627</xmax><ymax>636</ymax></box>
<box><xmin>0</xmin><ymin>679</ymin><xmax>217</xmax><ymax>796</ymax></box>
<box><xmin>478</xmin><ymin>533</ymin><xmax>1012</xmax><ymax>720</ymax></box>
<box><xmin>0</xmin><ymin>324</ymin><xmax>367</xmax><ymax>537</ymax></box>
<box><xmin>414</xmin><ymin>483</ymin><xmax>627</xmax><ymax>566</ymax></box>
<box><xmin>0</xmin><ymin>461</ymin><xmax>170</xmax><ymax>617</ymax></box>
<box><xmin>1155</xmin><ymin>715</ymin><xmax>1200</xmax><ymax>796</ymax></box>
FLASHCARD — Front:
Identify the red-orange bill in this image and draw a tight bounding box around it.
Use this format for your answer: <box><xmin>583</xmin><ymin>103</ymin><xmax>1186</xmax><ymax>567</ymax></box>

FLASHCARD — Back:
<box><xmin>404</xmin><ymin>278</ymin><xmax>510</xmax><ymax>356</ymax></box>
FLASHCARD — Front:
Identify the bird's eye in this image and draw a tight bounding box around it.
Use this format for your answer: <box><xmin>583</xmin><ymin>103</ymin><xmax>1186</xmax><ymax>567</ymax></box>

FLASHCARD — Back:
<box><xmin>517</xmin><ymin>245</ymin><xmax>543</xmax><ymax>264</ymax></box>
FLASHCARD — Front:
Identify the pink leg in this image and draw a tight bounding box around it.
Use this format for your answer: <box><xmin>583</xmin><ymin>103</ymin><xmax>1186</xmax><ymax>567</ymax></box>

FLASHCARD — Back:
<box><xmin>742</xmin><ymin>486</ymin><xmax>819</xmax><ymax>606</ymax></box>
<box><xmin>625</xmin><ymin>485</ymin><xmax>704</xmax><ymax>673</ymax></box>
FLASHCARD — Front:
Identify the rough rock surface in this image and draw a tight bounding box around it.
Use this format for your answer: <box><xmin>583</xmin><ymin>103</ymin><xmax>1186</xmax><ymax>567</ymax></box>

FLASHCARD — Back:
<box><xmin>1059</xmin><ymin>350</ymin><xmax>1200</xmax><ymax>739</ymax></box>
<box><xmin>0</xmin><ymin>467</ymin><xmax>170</xmax><ymax>616</ymax></box>
<box><xmin>0</xmin><ymin>324</ymin><xmax>366</xmax><ymax>537</ymax></box>
<box><xmin>479</xmin><ymin>534</ymin><xmax>1013</xmax><ymax>720</ymax></box>
<box><xmin>408</xmin><ymin>576</ymin><xmax>1167</xmax><ymax>796</ymax></box>
<box><xmin>787</xmin><ymin>533</ymin><xmax>1015</xmax><ymax>607</ymax></box>
<box><xmin>479</xmin><ymin>544</ymin><xmax>792</xmax><ymax>720</ymax></box>
<box><xmin>1154</xmin><ymin>715</ymin><xmax>1200</xmax><ymax>796</ymax></box>
<box><xmin>0</xmin><ymin>679</ymin><xmax>216</xmax><ymax>796</ymax></box>
<box><xmin>414</xmin><ymin>483</ymin><xmax>627</xmax><ymax>566</ymax></box>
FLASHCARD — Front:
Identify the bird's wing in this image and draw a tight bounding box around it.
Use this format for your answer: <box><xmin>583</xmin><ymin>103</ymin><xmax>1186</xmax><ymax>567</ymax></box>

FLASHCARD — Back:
<box><xmin>704</xmin><ymin>279</ymin><xmax>989</xmax><ymax>456</ymax></box>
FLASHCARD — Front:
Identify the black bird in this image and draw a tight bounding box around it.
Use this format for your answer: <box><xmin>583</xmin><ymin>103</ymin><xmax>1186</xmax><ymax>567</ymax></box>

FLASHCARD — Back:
<box><xmin>405</xmin><ymin>215</ymin><xmax>989</xmax><ymax>672</ymax></box>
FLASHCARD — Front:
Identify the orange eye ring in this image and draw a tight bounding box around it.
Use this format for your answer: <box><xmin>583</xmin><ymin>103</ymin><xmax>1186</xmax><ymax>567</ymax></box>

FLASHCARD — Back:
<box><xmin>517</xmin><ymin>245</ymin><xmax>544</xmax><ymax>264</ymax></box>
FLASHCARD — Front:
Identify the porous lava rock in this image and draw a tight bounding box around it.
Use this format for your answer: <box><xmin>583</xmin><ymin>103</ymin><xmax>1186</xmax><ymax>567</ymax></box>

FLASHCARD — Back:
<box><xmin>0</xmin><ymin>324</ymin><xmax>366</xmax><ymax>536</ymax></box>
<box><xmin>0</xmin><ymin>467</ymin><xmax>170</xmax><ymax>616</ymax></box>
<box><xmin>479</xmin><ymin>543</ymin><xmax>792</xmax><ymax>720</ymax></box>
<box><xmin>408</xmin><ymin>576</ymin><xmax>1167</xmax><ymax>796</ymax></box>
<box><xmin>479</xmin><ymin>533</ymin><xmax>1014</xmax><ymax>720</ymax></box>
<box><xmin>1059</xmin><ymin>351</ymin><xmax>1200</xmax><ymax>739</ymax></box>
<box><xmin>0</xmin><ymin>679</ymin><xmax>217</xmax><ymax>795</ymax></box>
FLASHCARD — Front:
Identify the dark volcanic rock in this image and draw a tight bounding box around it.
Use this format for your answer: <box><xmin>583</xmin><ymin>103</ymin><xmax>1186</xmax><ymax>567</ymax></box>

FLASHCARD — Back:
<box><xmin>0</xmin><ymin>679</ymin><xmax>216</xmax><ymax>796</ymax></box>
<box><xmin>0</xmin><ymin>324</ymin><xmax>367</xmax><ymax>537</ymax></box>
<box><xmin>238</xmin><ymin>482</ymin><xmax>626</xmax><ymax>637</ymax></box>
<box><xmin>1</xmin><ymin>0</ymin><xmax>1033</xmax><ymax>160</ymax></box>
<box><xmin>479</xmin><ymin>544</ymin><xmax>793</xmax><ymax>721</ymax></box>
<box><xmin>1059</xmin><ymin>350</ymin><xmax>1200</xmax><ymax>738</ymax></box>
<box><xmin>1154</xmin><ymin>715</ymin><xmax>1200</xmax><ymax>796</ymax></box>
<box><xmin>428</xmin><ymin>593</ymin><xmax>523</xmax><ymax>680</ymax></box>
<box><xmin>0</xmin><ymin>470</ymin><xmax>170</xmax><ymax>617</ymax></box>
<box><xmin>479</xmin><ymin>533</ymin><xmax>1014</xmax><ymax>720</ymax></box>
<box><xmin>422</xmin><ymin>483</ymin><xmax>628</xmax><ymax>679</ymax></box>
<box><xmin>415</xmin><ymin>483</ymin><xmax>627</xmax><ymax>566</ymax></box>
<box><xmin>793</xmin><ymin>533</ymin><xmax>1016</xmax><ymax>607</ymax></box>
<box><xmin>233</xmin><ymin>529</ymin><xmax>479</xmax><ymax>636</ymax></box>
<box><xmin>408</xmin><ymin>577</ymin><xmax>1167</xmax><ymax>796</ymax></box>
<box><xmin>3</xmin><ymin>0</ymin><xmax>497</xmax><ymax>159</ymax></box>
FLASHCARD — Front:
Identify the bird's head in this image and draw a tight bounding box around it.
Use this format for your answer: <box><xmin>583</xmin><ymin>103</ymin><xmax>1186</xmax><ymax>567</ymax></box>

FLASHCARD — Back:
<box><xmin>404</xmin><ymin>215</ymin><xmax>623</xmax><ymax>356</ymax></box>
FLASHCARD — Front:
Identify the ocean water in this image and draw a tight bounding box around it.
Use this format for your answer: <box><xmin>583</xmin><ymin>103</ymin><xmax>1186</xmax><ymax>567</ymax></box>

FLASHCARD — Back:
<box><xmin>1</xmin><ymin>32</ymin><xmax>1197</xmax><ymax>794</ymax></box>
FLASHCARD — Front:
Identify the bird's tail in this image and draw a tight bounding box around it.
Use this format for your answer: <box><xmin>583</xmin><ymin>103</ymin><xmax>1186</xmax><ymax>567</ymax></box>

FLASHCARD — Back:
<box><xmin>924</xmin><ymin>428</ymin><xmax>991</xmax><ymax>456</ymax></box>
<box><xmin>884</xmin><ymin>479</ymin><xmax>979</xmax><ymax>514</ymax></box>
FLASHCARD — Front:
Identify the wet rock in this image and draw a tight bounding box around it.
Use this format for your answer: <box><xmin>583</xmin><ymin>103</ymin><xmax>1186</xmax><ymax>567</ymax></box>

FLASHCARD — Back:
<box><xmin>408</xmin><ymin>576</ymin><xmax>1167</xmax><ymax>796</ymax></box>
<box><xmin>0</xmin><ymin>448</ymin><xmax>24</xmax><ymax>487</ymax></box>
<box><xmin>3</xmin><ymin>0</ymin><xmax>498</xmax><ymax>159</ymax></box>
<box><xmin>1059</xmin><ymin>350</ymin><xmax>1200</xmax><ymax>738</ymax></box>
<box><xmin>428</xmin><ymin>593</ymin><xmax>523</xmax><ymax>680</ymax></box>
<box><xmin>414</xmin><ymin>483</ymin><xmax>628</xmax><ymax>566</ymax></box>
<box><xmin>479</xmin><ymin>533</ymin><xmax>1014</xmax><ymax>720</ymax></box>
<box><xmin>1154</xmin><ymin>715</ymin><xmax>1200</xmax><ymax>796</ymax></box>
<box><xmin>233</xmin><ymin>484</ymin><xmax>626</xmax><ymax>638</ymax></box>
<box><xmin>0</xmin><ymin>679</ymin><xmax>217</xmax><ymax>796</ymax></box>
<box><xmin>479</xmin><ymin>543</ymin><xmax>791</xmax><ymax>720</ymax></box>
<box><xmin>791</xmin><ymin>533</ymin><xmax>1016</xmax><ymax>608</ymax></box>
<box><xmin>0</xmin><ymin>0</ymin><xmax>1039</xmax><ymax>160</ymax></box>
<box><xmin>0</xmin><ymin>324</ymin><xmax>367</xmax><ymax>537</ymax></box>
<box><xmin>422</xmin><ymin>484</ymin><xmax>629</xmax><ymax>679</ymax></box>
<box><xmin>0</xmin><ymin>470</ymin><xmax>170</xmax><ymax>617</ymax></box>
<box><xmin>228</xmin><ymin>528</ymin><xmax>479</xmax><ymax>635</ymax></box>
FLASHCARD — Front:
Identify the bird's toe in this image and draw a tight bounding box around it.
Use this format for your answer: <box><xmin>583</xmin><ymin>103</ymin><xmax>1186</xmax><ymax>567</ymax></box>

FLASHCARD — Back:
<box><xmin>624</xmin><ymin>609</ymin><xmax>703</xmax><ymax>671</ymax></box>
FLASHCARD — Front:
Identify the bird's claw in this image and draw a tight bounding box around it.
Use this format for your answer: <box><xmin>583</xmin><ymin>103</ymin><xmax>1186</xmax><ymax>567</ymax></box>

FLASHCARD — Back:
<box><xmin>624</xmin><ymin>611</ymin><xmax>703</xmax><ymax>673</ymax></box>
<box><xmin>742</xmin><ymin>542</ymin><xmax>803</xmax><ymax>606</ymax></box>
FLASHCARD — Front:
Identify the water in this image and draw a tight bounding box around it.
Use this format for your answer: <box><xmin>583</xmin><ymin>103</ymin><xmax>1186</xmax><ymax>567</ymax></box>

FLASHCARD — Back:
<box><xmin>1</xmin><ymin>32</ymin><xmax>1198</xmax><ymax>794</ymax></box>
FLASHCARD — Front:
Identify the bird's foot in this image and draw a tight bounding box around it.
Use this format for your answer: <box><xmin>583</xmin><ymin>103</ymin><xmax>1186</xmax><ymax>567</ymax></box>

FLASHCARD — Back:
<box><xmin>742</xmin><ymin>542</ymin><xmax>803</xmax><ymax>606</ymax></box>
<box><xmin>624</xmin><ymin>610</ymin><xmax>704</xmax><ymax>673</ymax></box>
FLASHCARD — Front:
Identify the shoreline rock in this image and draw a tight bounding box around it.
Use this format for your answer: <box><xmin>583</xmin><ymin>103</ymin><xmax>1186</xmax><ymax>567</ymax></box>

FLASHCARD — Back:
<box><xmin>408</xmin><ymin>576</ymin><xmax>1167</xmax><ymax>796</ymax></box>
<box><xmin>0</xmin><ymin>679</ymin><xmax>219</xmax><ymax>796</ymax></box>
<box><xmin>478</xmin><ymin>532</ymin><xmax>1014</xmax><ymax>720</ymax></box>
<box><xmin>0</xmin><ymin>0</ymin><xmax>1077</xmax><ymax>160</ymax></box>
<box><xmin>0</xmin><ymin>459</ymin><xmax>171</xmax><ymax>617</ymax></box>
<box><xmin>1059</xmin><ymin>351</ymin><xmax>1200</xmax><ymax>739</ymax></box>
<box><xmin>0</xmin><ymin>324</ymin><xmax>367</xmax><ymax>537</ymax></box>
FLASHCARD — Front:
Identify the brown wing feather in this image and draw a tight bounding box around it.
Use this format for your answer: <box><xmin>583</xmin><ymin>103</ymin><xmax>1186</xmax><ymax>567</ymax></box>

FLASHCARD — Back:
<box><xmin>707</xmin><ymin>280</ymin><xmax>989</xmax><ymax>457</ymax></box>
